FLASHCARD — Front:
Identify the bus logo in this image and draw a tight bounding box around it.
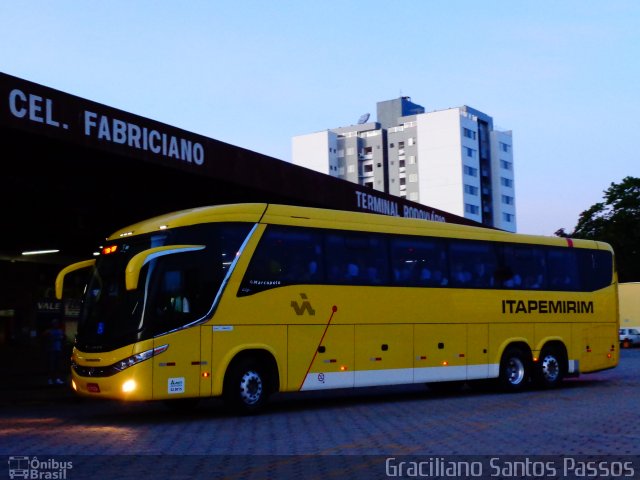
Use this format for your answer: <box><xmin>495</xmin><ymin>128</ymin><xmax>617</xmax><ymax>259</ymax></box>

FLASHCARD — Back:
<box><xmin>290</xmin><ymin>294</ymin><xmax>315</xmax><ymax>316</ymax></box>
<box><xmin>8</xmin><ymin>457</ymin><xmax>29</xmax><ymax>479</ymax></box>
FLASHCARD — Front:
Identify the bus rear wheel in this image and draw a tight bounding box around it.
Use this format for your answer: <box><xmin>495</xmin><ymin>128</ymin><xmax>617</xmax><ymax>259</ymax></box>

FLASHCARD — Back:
<box><xmin>498</xmin><ymin>346</ymin><xmax>530</xmax><ymax>392</ymax></box>
<box><xmin>534</xmin><ymin>345</ymin><xmax>565</xmax><ymax>389</ymax></box>
<box><xmin>223</xmin><ymin>358</ymin><xmax>270</xmax><ymax>414</ymax></box>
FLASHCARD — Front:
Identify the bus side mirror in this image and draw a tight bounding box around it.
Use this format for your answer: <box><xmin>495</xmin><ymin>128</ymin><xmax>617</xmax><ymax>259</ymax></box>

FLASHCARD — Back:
<box><xmin>125</xmin><ymin>245</ymin><xmax>205</xmax><ymax>291</ymax></box>
<box><xmin>55</xmin><ymin>259</ymin><xmax>96</xmax><ymax>300</ymax></box>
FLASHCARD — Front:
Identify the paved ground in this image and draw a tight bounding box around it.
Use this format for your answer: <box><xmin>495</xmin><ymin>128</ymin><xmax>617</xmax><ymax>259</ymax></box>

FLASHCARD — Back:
<box><xmin>1</xmin><ymin>349</ymin><xmax>639</xmax><ymax>479</ymax></box>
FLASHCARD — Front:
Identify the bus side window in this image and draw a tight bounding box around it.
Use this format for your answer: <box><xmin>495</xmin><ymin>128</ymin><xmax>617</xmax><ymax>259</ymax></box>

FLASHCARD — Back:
<box><xmin>162</xmin><ymin>270</ymin><xmax>191</xmax><ymax>313</ymax></box>
<box><xmin>239</xmin><ymin>226</ymin><xmax>323</xmax><ymax>295</ymax></box>
<box><xmin>325</xmin><ymin>232</ymin><xmax>389</xmax><ymax>286</ymax></box>
<box><xmin>547</xmin><ymin>248</ymin><xmax>579</xmax><ymax>291</ymax></box>
<box><xmin>578</xmin><ymin>249</ymin><xmax>613</xmax><ymax>291</ymax></box>
<box><xmin>448</xmin><ymin>240</ymin><xmax>497</xmax><ymax>288</ymax></box>
<box><xmin>499</xmin><ymin>245</ymin><xmax>546</xmax><ymax>290</ymax></box>
<box><xmin>390</xmin><ymin>236</ymin><xmax>448</xmax><ymax>287</ymax></box>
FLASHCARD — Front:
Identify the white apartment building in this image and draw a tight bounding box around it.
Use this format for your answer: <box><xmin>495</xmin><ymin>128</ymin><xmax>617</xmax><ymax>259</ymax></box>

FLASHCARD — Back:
<box><xmin>292</xmin><ymin>98</ymin><xmax>516</xmax><ymax>232</ymax></box>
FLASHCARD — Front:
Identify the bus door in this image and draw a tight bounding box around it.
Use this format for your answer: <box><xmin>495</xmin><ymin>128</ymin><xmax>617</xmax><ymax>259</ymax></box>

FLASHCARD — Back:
<box><xmin>152</xmin><ymin>327</ymin><xmax>202</xmax><ymax>400</ymax></box>
<box><xmin>145</xmin><ymin>265</ymin><xmax>205</xmax><ymax>400</ymax></box>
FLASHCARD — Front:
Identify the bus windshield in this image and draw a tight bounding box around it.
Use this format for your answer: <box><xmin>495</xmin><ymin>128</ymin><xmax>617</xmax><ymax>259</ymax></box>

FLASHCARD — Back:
<box><xmin>77</xmin><ymin>222</ymin><xmax>252</xmax><ymax>352</ymax></box>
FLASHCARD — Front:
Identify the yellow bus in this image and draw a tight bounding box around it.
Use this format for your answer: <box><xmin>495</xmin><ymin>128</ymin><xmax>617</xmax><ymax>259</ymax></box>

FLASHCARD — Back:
<box><xmin>619</xmin><ymin>282</ymin><xmax>640</xmax><ymax>329</ymax></box>
<box><xmin>56</xmin><ymin>203</ymin><xmax>619</xmax><ymax>413</ymax></box>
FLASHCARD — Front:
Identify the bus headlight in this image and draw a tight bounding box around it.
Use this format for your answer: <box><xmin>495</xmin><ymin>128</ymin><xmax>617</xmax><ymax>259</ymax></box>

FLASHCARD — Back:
<box><xmin>113</xmin><ymin>344</ymin><xmax>169</xmax><ymax>372</ymax></box>
<box><xmin>122</xmin><ymin>380</ymin><xmax>137</xmax><ymax>393</ymax></box>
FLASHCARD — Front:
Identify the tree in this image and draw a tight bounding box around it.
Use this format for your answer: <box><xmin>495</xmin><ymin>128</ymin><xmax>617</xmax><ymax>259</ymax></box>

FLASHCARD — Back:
<box><xmin>558</xmin><ymin>176</ymin><xmax>640</xmax><ymax>282</ymax></box>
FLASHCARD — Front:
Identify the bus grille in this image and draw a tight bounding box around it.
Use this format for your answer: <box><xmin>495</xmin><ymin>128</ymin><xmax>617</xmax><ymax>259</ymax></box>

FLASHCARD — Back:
<box><xmin>72</xmin><ymin>363</ymin><xmax>118</xmax><ymax>377</ymax></box>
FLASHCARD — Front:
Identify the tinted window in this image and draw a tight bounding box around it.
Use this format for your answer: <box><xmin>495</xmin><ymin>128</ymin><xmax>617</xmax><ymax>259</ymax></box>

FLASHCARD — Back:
<box><xmin>237</xmin><ymin>225</ymin><xmax>612</xmax><ymax>295</ymax></box>
<box><xmin>546</xmin><ymin>248</ymin><xmax>580</xmax><ymax>291</ymax></box>
<box><xmin>499</xmin><ymin>245</ymin><xmax>547</xmax><ymax>290</ymax></box>
<box><xmin>449</xmin><ymin>240</ymin><xmax>497</xmax><ymax>288</ymax></box>
<box><xmin>391</xmin><ymin>236</ymin><xmax>448</xmax><ymax>287</ymax></box>
<box><xmin>78</xmin><ymin>223</ymin><xmax>251</xmax><ymax>350</ymax></box>
<box><xmin>141</xmin><ymin>225</ymin><xmax>251</xmax><ymax>335</ymax></box>
<box><xmin>578</xmin><ymin>249</ymin><xmax>613</xmax><ymax>291</ymax></box>
<box><xmin>325</xmin><ymin>232</ymin><xmax>389</xmax><ymax>285</ymax></box>
<box><xmin>239</xmin><ymin>226</ymin><xmax>323</xmax><ymax>295</ymax></box>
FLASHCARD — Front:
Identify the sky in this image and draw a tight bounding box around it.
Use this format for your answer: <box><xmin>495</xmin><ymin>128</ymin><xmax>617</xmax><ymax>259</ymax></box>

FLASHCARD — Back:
<box><xmin>1</xmin><ymin>1</ymin><xmax>638</xmax><ymax>235</ymax></box>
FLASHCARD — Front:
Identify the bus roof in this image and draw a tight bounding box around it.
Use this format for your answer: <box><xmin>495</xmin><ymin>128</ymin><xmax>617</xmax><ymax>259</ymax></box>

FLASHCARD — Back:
<box><xmin>107</xmin><ymin>203</ymin><xmax>612</xmax><ymax>251</ymax></box>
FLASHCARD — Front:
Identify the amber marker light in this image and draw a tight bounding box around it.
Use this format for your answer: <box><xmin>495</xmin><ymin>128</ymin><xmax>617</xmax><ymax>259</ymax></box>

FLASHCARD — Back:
<box><xmin>442</xmin><ymin>361</ymin><xmax>449</xmax><ymax>366</ymax></box>
<box><xmin>202</xmin><ymin>372</ymin><xmax>210</xmax><ymax>378</ymax></box>
<box><xmin>340</xmin><ymin>365</ymin><xmax>348</xmax><ymax>371</ymax></box>
<box><xmin>102</xmin><ymin>245</ymin><xmax>118</xmax><ymax>255</ymax></box>
<box><xmin>71</xmin><ymin>380</ymin><xmax>77</xmax><ymax>391</ymax></box>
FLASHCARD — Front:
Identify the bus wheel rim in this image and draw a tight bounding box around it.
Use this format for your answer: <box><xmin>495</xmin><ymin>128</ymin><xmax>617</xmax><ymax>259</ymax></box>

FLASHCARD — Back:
<box><xmin>239</xmin><ymin>371</ymin><xmax>263</xmax><ymax>405</ymax></box>
<box><xmin>507</xmin><ymin>357</ymin><xmax>525</xmax><ymax>385</ymax></box>
<box><xmin>541</xmin><ymin>355</ymin><xmax>559</xmax><ymax>382</ymax></box>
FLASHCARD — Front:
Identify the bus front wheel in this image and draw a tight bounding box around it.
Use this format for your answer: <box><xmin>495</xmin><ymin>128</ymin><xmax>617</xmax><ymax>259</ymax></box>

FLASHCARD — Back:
<box><xmin>223</xmin><ymin>358</ymin><xmax>270</xmax><ymax>414</ymax></box>
<box><xmin>498</xmin><ymin>346</ymin><xmax>530</xmax><ymax>392</ymax></box>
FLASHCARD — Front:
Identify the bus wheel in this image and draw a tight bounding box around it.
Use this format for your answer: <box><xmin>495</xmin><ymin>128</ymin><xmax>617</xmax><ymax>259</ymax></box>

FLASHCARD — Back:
<box><xmin>534</xmin><ymin>345</ymin><xmax>565</xmax><ymax>389</ymax></box>
<box><xmin>224</xmin><ymin>358</ymin><xmax>269</xmax><ymax>414</ymax></box>
<box><xmin>498</xmin><ymin>346</ymin><xmax>530</xmax><ymax>392</ymax></box>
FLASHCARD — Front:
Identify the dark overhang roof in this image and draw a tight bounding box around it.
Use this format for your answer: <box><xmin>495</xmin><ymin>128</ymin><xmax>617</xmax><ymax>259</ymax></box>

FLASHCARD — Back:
<box><xmin>0</xmin><ymin>72</ymin><xmax>482</xmax><ymax>262</ymax></box>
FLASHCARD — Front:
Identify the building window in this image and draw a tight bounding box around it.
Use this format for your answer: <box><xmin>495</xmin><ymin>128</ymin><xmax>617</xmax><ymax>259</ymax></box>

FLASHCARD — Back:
<box><xmin>364</xmin><ymin>181</ymin><xmax>373</xmax><ymax>188</ymax></box>
<box><xmin>398</xmin><ymin>141</ymin><xmax>405</xmax><ymax>149</ymax></box>
<box><xmin>408</xmin><ymin>138</ymin><xmax>415</xmax><ymax>146</ymax></box>
<box><xmin>464</xmin><ymin>165</ymin><xmax>478</xmax><ymax>177</ymax></box>
<box><xmin>465</xmin><ymin>204</ymin><xmax>480</xmax><ymax>215</ymax></box>
<box><xmin>463</xmin><ymin>127</ymin><xmax>476</xmax><ymax>140</ymax></box>
<box><xmin>347</xmin><ymin>165</ymin><xmax>355</xmax><ymax>173</ymax></box>
<box><xmin>502</xmin><ymin>195</ymin><xmax>514</xmax><ymax>205</ymax></box>
<box><xmin>409</xmin><ymin>192</ymin><xmax>419</xmax><ymax>201</ymax></box>
<box><xmin>503</xmin><ymin>213</ymin><xmax>514</xmax><ymax>223</ymax></box>
<box><xmin>465</xmin><ymin>147</ymin><xmax>475</xmax><ymax>158</ymax></box>
<box><xmin>501</xmin><ymin>177</ymin><xmax>514</xmax><ymax>188</ymax></box>
<box><xmin>364</xmin><ymin>164</ymin><xmax>373</xmax><ymax>173</ymax></box>
<box><xmin>408</xmin><ymin>174</ymin><xmax>418</xmax><ymax>183</ymax></box>
<box><xmin>500</xmin><ymin>159</ymin><xmax>512</xmax><ymax>170</ymax></box>
<box><xmin>399</xmin><ymin>160</ymin><xmax>405</xmax><ymax>168</ymax></box>
<box><xmin>409</xmin><ymin>155</ymin><xmax>416</xmax><ymax>165</ymax></box>
<box><xmin>337</xmin><ymin>149</ymin><xmax>344</xmax><ymax>158</ymax></box>
<box><xmin>400</xmin><ymin>177</ymin><xmax>406</xmax><ymax>186</ymax></box>
<box><xmin>364</xmin><ymin>146</ymin><xmax>373</xmax><ymax>154</ymax></box>
<box><xmin>500</xmin><ymin>142</ymin><xmax>510</xmax><ymax>153</ymax></box>
<box><xmin>389</xmin><ymin>143</ymin><xmax>395</xmax><ymax>148</ymax></box>
<box><xmin>464</xmin><ymin>184</ymin><xmax>479</xmax><ymax>196</ymax></box>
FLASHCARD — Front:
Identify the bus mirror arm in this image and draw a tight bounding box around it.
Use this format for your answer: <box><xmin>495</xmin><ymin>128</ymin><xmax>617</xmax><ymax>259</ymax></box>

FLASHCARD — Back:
<box><xmin>55</xmin><ymin>259</ymin><xmax>96</xmax><ymax>300</ymax></box>
<box><xmin>125</xmin><ymin>245</ymin><xmax>206</xmax><ymax>291</ymax></box>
